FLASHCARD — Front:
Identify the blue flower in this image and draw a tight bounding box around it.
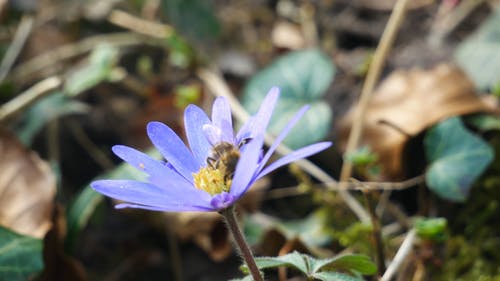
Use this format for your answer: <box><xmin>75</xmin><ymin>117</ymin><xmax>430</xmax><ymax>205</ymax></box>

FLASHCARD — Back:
<box><xmin>91</xmin><ymin>87</ymin><xmax>331</xmax><ymax>212</ymax></box>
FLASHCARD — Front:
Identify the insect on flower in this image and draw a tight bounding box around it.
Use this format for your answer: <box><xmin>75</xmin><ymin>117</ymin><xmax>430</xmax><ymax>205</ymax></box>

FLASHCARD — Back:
<box><xmin>91</xmin><ymin>87</ymin><xmax>331</xmax><ymax>212</ymax></box>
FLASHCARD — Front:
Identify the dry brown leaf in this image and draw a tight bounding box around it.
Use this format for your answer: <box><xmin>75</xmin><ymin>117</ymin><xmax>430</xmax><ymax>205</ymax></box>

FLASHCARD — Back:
<box><xmin>0</xmin><ymin>128</ymin><xmax>56</xmax><ymax>238</ymax></box>
<box><xmin>355</xmin><ymin>0</ymin><xmax>433</xmax><ymax>11</ymax></box>
<box><xmin>271</xmin><ymin>21</ymin><xmax>305</xmax><ymax>50</ymax></box>
<box><xmin>338</xmin><ymin>64</ymin><xmax>497</xmax><ymax>180</ymax></box>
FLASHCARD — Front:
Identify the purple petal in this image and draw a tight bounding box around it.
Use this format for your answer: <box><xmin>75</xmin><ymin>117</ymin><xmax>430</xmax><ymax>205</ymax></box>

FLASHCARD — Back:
<box><xmin>257</xmin><ymin>142</ymin><xmax>332</xmax><ymax>179</ymax></box>
<box><xmin>235</xmin><ymin>116</ymin><xmax>254</xmax><ymax>145</ymax></box>
<box><xmin>210</xmin><ymin>192</ymin><xmax>235</xmax><ymax>210</ymax></box>
<box><xmin>247</xmin><ymin>87</ymin><xmax>280</xmax><ymax>138</ymax></box>
<box><xmin>115</xmin><ymin>202</ymin><xmax>213</xmax><ymax>212</ymax></box>
<box><xmin>212</xmin><ymin>97</ymin><xmax>234</xmax><ymax>143</ymax></box>
<box><xmin>91</xmin><ymin>179</ymin><xmax>212</xmax><ymax>210</ymax></box>
<box><xmin>113</xmin><ymin>145</ymin><xmax>192</xmax><ymax>190</ymax></box>
<box><xmin>229</xmin><ymin>134</ymin><xmax>264</xmax><ymax>197</ymax></box>
<box><xmin>257</xmin><ymin>105</ymin><xmax>309</xmax><ymax>174</ymax></box>
<box><xmin>147</xmin><ymin>121</ymin><xmax>198</xmax><ymax>182</ymax></box>
<box><xmin>202</xmin><ymin>124</ymin><xmax>222</xmax><ymax>145</ymax></box>
<box><xmin>184</xmin><ymin>105</ymin><xmax>212</xmax><ymax>167</ymax></box>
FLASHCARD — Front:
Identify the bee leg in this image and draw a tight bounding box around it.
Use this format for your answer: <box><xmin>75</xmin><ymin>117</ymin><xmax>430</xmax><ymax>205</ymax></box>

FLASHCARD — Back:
<box><xmin>207</xmin><ymin>157</ymin><xmax>218</xmax><ymax>169</ymax></box>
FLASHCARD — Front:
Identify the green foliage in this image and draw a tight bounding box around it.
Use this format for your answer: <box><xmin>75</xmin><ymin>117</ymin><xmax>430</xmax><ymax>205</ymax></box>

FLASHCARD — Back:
<box><xmin>240</xmin><ymin>251</ymin><xmax>375</xmax><ymax>280</ymax></box>
<box><xmin>174</xmin><ymin>84</ymin><xmax>201</xmax><ymax>108</ymax></box>
<box><xmin>345</xmin><ymin>146</ymin><xmax>380</xmax><ymax>178</ymax></box>
<box><xmin>17</xmin><ymin>91</ymin><xmax>89</xmax><ymax>144</ymax></box>
<box><xmin>414</xmin><ymin>217</ymin><xmax>447</xmax><ymax>242</ymax></box>
<box><xmin>161</xmin><ymin>0</ymin><xmax>220</xmax><ymax>44</ymax></box>
<box><xmin>242</xmin><ymin>49</ymin><xmax>335</xmax><ymax>149</ymax></box>
<box><xmin>0</xmin><ymin>226</ymin><xmax>43</xmax><ymax>281</ymax></box>
<box><xmin>424</xmin><ymin>117</ymin><xmax>494</xmax><ymax>201</ymax></box>
<box><xmin>277</xmin><ymin>209</ymin><xmax>332</xmax><ymax>247</ymax></box>
<box><xmin>455</xmin><ymin>8</ymin><xmax>500</xmax><ymax>91</ymax></box>
<box><xmin>333</xmin><ymin>222</ymin><xmax>373</xmax><ymax>255</ymax></box>
<box><xmin>466</xmin><ymin>114</ymin><xmax>500</xmax><ymax>131</ymax></box>
<box><xmin>64</xmin><ymin>44</ymin><xmax>120</xmax><ymax>96</ymax></box>
<box><xmin>165</xmin><ymin>33</ymin><xmax>195</xmax><ymax>68</ymax></box>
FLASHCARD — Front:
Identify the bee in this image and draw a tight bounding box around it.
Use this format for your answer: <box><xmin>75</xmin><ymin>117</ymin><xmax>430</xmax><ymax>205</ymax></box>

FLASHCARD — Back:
<box><xmin>207</xmin><ymin>142</ymin><xmax>241</xmax><ymax>181</ymax></box>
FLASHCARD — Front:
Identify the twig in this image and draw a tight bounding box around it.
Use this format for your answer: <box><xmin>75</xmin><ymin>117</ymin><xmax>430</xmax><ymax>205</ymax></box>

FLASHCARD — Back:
<box><xmin>197</xmin><ymin>68</ymin><xmax>371</xmax><ymax>223</ymax></box>
<box><xmin>65</xmin><ymin>119</ymin><xmax>115</xmax><ymax>170</ymax></box>
<box><xmin>381</xmin><ymin>229</ymin><xmax>416</xmax><ymax>281</ymax></box>
<box><xmin>428</xmin><ymin>0</ymin><xmax>485</xmax><ymax>46</ymax></box>
<box><xmin>338</xmin><ymin>0</ymin><xmax>410</xmax><ymax>186</ymax></box>
<box><xmin>10</xmin><ymin>32</ymin><xmax>160</xmax><ymax>82</ymax></box>
<box><xmin>362</xmin><ymin>190</ymin><xmax>386</xmax><ymax>274</ymax></box>
<box><xmin>264</xmin><ymin>175</ymin><xmax>425</xmax><ymax>200</ymax></box>
<box><xmin>0</xmin><ymin>76</ymin><xmax>62</xmax><ymax>122</ymax></box>
<box><xmin>107</xmin><ymin>9</ymin><xmax>174</xmax><ymax>39</ymax></box>
<box><xmin>0</xmin><ymin>15</ymin><xmax>34</xmax><ymax>83</ymax></box>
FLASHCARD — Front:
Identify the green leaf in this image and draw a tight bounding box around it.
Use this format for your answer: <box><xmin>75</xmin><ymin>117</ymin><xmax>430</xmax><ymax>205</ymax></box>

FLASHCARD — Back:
<box><xmin>466</xmin><ymin>114</ymin><xmax>500</xmax><ymax>131</ymax></box>
<box><xmin>277</xmin><ymin>209</ymin><xmax>332</xmax><ymax>248</ymax></box>
<box><xmin>454</xmin><ymin>8</ymin><xmax>500</xmax><ymax>91</ymax></box>
<box><xmin>242</xmin><ymin>251</ymin><xmax>309</xmax><ymax>275</ymax></box>
<box><xmin>414</xmin><ymin>217</ymin><xmax>447</xmax><ymax>242</ymax></box>
<box><xmin>311</xmin><ymin>254</ymin><xmax>377</xmax><ymax>275</ymax></box>
<box><xmin>17</xmin><ymin>91</ymin><xmax>89</xmax><ymax>145</ymax></box>
<box><xmin>345</xmin><ymin>146</ymin><xmax>378</xmax><ymax>167</ymax></box>
<box><xmin>161</xmin><ymin>0</ymin><xmax>220</xmax><ymax>44</ymax></box>
<box><xmin>312</xmin><ymin>272</ymin><xmax>365</xmax><ymax>281</ymax></box>
<box><xmin>242</xmin><ymin>49</ymin><xmax>335</xmax><ymax>149</ymax></box>
<box><xmin>65</xmin><ymin>44</ymin><xmax>119</xmax><ymax>96</ymax></box>
<box><xmin>0</xmin><ymin>226</ymin><xmax>43</xmax><ymax>281</ymax></box>
<box><xmin>424</xmin><ymin>117</ymin><xmax>494</xmax><ymax>201</ymax></box>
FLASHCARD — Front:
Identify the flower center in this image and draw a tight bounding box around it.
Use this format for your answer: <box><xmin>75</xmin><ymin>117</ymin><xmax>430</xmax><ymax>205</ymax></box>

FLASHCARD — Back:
<box><xmin>192</xmin><ymin>142</ymin><xmax>240</xmax><ymax>196</ymax></box>
<box><xmin>193</xmin><ymin>167</ymin><xmax>230</xmax><ymax>195</ymax></box>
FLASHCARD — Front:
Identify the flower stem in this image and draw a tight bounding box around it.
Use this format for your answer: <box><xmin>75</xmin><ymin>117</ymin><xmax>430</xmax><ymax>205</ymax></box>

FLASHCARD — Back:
<box><xmin>221</xmin><ymin>206</ymin><xmax>263</xmax><ymax>281</ymax></box>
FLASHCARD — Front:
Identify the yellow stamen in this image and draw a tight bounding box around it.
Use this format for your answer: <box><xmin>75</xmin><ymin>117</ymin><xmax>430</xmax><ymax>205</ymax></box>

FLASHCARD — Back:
<box><xmin>193</xmin><ymin>167</ymin><xmax>231</xmax><ymax>196</ymax></box>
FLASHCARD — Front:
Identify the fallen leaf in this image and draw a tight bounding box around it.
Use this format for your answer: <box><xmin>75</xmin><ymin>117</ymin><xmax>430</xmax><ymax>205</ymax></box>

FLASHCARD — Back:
<box><xmin>354</xmin><ymin>0</ymin><xmax>433</xmax><ymax>11</ymax></box>
<box><xmin>338</xmin><ymin>64</ymin><xmax>497</xmax><ymax>180</ymax></box>
<box><xmin>271</xmin><ymin>21</ymin><xmax>305</xmax><ymax>50</ymax></box>
<box><xmin>0</xmin><ymin>128</ymin><xmax>56</xmax><ymax>238</ymax></box>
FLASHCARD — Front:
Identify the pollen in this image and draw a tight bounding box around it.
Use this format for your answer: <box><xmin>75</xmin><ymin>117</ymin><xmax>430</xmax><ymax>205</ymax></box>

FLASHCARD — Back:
<box><xmin>193</xmin><ymin>167</ymin><xmax>231</xmax><ymax>196</ymax></box>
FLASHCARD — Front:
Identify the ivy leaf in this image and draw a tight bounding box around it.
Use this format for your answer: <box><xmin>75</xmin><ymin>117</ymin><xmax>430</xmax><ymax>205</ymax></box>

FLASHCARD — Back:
<box><xmin>242</xmin><ymin>49</ymin><xmax>335</xmax><ymax>149</ymax></box>
<box><xmin>454</xmin><ymin>8</ymin><xmax>500</xmax><ymax>91</ymax></box>
<box><xmin>310</xmin><ymin>254</ymin><xmax>377</xmax><ymax>275</ymax></box>
<box><xmin>0</xmin><ymin>226</ymin><xmax>43</xmax><ymax>281</ymax></box>
<box><xmin>161</xmin><ymin>0</ymin><xmax>220</xmax><ymax>45</ymax></box>
<box><xmin>424</xmin><ymin>117</ymin><xmax>494</xmax><ymax>201</ymax></box>
<box><xmin>312</xmin><ymin>272</ymin><xmax>365</xmax><ymax>281</ymax></box>
<box><xmin>241</xmin><ymin>251</ymin><xmax>308</xmax><ymax>275</ymax></box>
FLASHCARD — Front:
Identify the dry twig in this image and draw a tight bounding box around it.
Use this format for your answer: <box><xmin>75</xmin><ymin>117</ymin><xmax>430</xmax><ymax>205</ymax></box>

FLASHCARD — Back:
<box><xmin>338</xmin><ymin>0</ymin><xmax>410</xmax><ymax>186</ymax></box>
<box><xmin>0</xmin><ymin>76</ymin><xmax>62</xmax><ymax>122</ymax></box>
<box><xmin>0</xmin><ymin>15</ymin><xmax>34</xmax><ymax>83</ymax></box>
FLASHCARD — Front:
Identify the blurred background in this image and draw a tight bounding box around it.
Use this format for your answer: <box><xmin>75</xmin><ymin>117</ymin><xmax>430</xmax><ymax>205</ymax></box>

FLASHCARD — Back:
<box><xmin>0</xmin><ymin>0</ymin><xmax>499</xmax><ymax>280</ymax></box>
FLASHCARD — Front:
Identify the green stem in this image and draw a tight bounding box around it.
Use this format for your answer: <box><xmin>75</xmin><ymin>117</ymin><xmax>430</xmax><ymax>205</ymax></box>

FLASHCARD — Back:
<box><xmin>221</xmin><ymin>206</ymin><xmax>263</xmax><ymax>281</ymax></box>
